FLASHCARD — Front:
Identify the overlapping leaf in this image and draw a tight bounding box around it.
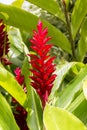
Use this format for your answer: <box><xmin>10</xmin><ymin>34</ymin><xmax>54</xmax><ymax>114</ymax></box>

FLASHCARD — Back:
<box><xmin>56</xmin><ymin>65</ymin><xmax>87</xmax><ymax>108</ymax></box>
<box><xmin>0</xmin><ymin>63</ymin><xmax>27</xmax><ymax>108</ymax></box>
<box><xmin>44</xmin><ymin>104</ymin><xmax>87</xmax><ymax>130</ymax></box>
<box><xmin>71</xmin><ymin>0</ymin><xmax>87</xmax><ymax>39</ymax></box>
<box><xmin>0</xmin><ymin>93</ymin><xmax>20</xmax><ymax>130</ymax></box>
<box><xmin>26</xmin><ymin>0</ymin><xmax>65</xmax><ymax>22</ymax></box>
<box><xmin>0</xmin><ymin>3</ymin><xmax>71</xmax><ymax>54</ymax></box>
<box><xmin>22</xmin><ymin>58</ymin><xmax>43</xmax><ymax>130</ymax></box>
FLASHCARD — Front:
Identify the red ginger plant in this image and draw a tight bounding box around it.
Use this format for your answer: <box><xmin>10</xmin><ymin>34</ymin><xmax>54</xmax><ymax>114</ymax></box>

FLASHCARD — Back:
<box><xmin>0</xmin><ymin>19</ymin><xmax>11</xmax><ymax>65</ymax></box>
<box><xmin>13</xmin><ymin>67</ymin><xmax>28</xmax><ymax>130</ymax></box>
<box><xmin>29</xmin><ymin>20</ymin><xmax>57</xmax><ymax>108</ymax></box>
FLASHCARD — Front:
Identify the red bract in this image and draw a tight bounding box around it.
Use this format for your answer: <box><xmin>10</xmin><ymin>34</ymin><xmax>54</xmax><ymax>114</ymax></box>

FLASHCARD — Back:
<box><xmin>14</xmin><ymin>67</ymin><xmax>24</xmax><ymax>86</ymax></box>
<box><xmin>13</xmin><ymin>67</ymin><xmax>28</xmax><ymax>130</ymax></box>
<box><xmin>0</xmin><ymin>19</ymin><xmax>11</xmax><ymax>65</ymax></box>
<box><xmin>29</xmin><ymin>20</ymin><xmax>57</xmax><ymax>108</ymax></box>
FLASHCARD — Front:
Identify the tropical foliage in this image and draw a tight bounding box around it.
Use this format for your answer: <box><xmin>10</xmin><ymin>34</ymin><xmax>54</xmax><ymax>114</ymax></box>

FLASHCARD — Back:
<box><xmin>0</xmin><ymin>0</ymin><xmax>87</xmax><ymax>130</ymax></box>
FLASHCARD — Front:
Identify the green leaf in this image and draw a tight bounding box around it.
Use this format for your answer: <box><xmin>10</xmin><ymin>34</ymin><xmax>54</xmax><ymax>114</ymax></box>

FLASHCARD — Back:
<box><xmin>65</xmin><ymin>0</ymin><xmax>70</xmax><ymax>8</ymax></box>
<box><xmin>12</xmin><ymin>0</ymin><xmax>24</xmax><ymax>7</ymax></box>
<box><xmin>67</xmin><ymin>91</ymin><xmax>87</xmax><ymax>125</ymax></box>
<box><xmin>56</xmin><ymin>65</ymin><xmax>87</xmax><ymax>108</ymax></box>
<box><xmin>44</xmin><ymin>104</ymin><xmax>87</xmax><ymax>130</ymax></box>
<box><xmin>49</xmin><ymin>62</ymin><xmax>76</xmax><ymax>100</ymax></box>
<box><xmin>22</xmin><ymin>58</ymin><xmax>43</xmax><ymax>130</ymax></box>
<box><xmin>71</xmin><ymin>0</ymin><xmax>87</xmax><ymax>39</ymax></box>
<box><xmin>77</xmin><ymin>18</ymin><xmax>87</xmax><ymax>61</ymax></box>
<box><xmin>26</xmin><ymin>0</ymin><xmax>65</xmax><ymax>22</ymax></box>
<box><xmin>0</xmin><ymin>93</ymin><xmax>20</xmax><ymax>130</ymax></box>
<box><xmin>0</xmin><ymin>63</ymin><xmax>27</xmax><ymax>108</ymax></box>
<box><xmin>8</xmin><ymin>27</ymin><xmax>29</xmax><ymax>67</ymax></box>
<box><xmin>72</xmin><ymin>97</ymin><xmax>87</xmax><ymax>126</ymax></box>
<box><xmin>83</xmin><ymin>79</ymin><xmax>87</xmax><ymax>100</ymax></box>
<box><xmin>50</xmin><ymin>62</ymin><xmax>84</xmax><ymax>105</ymax></box>
<box><xmin>0</xmin><ymin>3</ymin><xmax>71</xmax><ymax>54</ymax></box>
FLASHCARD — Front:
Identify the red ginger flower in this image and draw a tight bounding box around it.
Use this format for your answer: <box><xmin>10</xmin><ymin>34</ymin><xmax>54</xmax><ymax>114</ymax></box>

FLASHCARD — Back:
<box><xmin>13</xmin><ymin>67</ymin><xmax>28</xmax><ymax>130</ymax></box>
<box><xmin>0</xmin><ymin>19</ymin><xmax>11</xmax><ymax>65</ymax></box>
<box><xmin>14</xmin><ymin>67</ymin><xmax>24</xmax><ymax>86</ymax></box>
<box><xmin>29</xmin><ymin>20</ymin><xmax>57</xmax><ymax>108</ymax></box>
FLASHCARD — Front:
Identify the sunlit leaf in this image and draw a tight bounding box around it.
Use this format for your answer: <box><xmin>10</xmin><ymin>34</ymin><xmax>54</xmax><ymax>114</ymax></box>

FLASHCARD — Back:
<box><xmin>83</xmin><ymin>79</ymin><xmax>87</xmax><ymax>100</ymax></box>
<box><xmin>56</xmin><ymin>65</ymin><xmax>87</xmax><ymax>108</ymax></box>
<box><xmin>0</xmin><ymin>93</ymin><xmax>20</xmax><ymax>130</ymax></box>
<box><xmin>71</xmin><ymin>0</ymin><xmax>87</xmax><ymax>39</ymax></box>
<box><xmin>0</xmin><ymin>63</ymin><xmax>27</xmax><ymax>108</ymax></box>
<box><xmin>12</xmin><ymin>0</ymin><xmax>24</xmax><ymax>7</ymax></box>
<box><xmin>44</xmin><ymin>104</ymin><xmax>87</xmax><ymax>130</ymax></box>
<box><xmin>77</xmin><ymin>18</ymin><xmax>87</xmax><ymax>61</ymax></box>
<box><xmin>0</xmin><ymin>3</ymin><xmax>71</xmax><ymax>54</ymax></box>
<box><xmin>67</xmin><ymin>91</ymin><xmax>87</xmax><ymax>125</ymax></box>
<box><xmin>26</xmin><ymin>0</ymin><xmax>65</xmax><ymax>22</ymax></box>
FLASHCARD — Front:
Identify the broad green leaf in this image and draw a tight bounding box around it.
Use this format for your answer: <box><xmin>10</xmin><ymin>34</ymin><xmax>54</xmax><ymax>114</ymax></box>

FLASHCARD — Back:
<box><xmin>0</xmin><ymin>93</ymin><xmax>20</xmax><ymax>130</ymax></box>
<box><xmin>22</xmin><ymin>58</ymin><xmax>43</xmax><ymax>130</ymax></box>
<box><xmin>0</xmin><ymin>3</ymin><xmax>71</xmax><ymax>54</ymax></box>
<box><xmin>77</xmin><ymin>18</ymin><xmax>87</xmax><ymax>61</ymax></box>
<box><xmin>27</xmin><ymin>0</ymin><xmax>65</xmax><ymax>22</ymax></box>
<box><xmin>56</xmin><ymin>65</ymin><xmax>87</xmax><ymax>108</ymax></box>
<box><xmin>12</xmin><ymin>0</ymin><xmax>24</xmax><ymax>7</ymax></box>
<box><xmin>0</xmin><ymin>63</ymin><xmax>27</xmax><ymax>108</ymax></box>
<box><xmin>67</xmin><ymin>91</ymin><xmax>84</xmax><ymax>112</ymax></box>
<box><xmin>73</xmin><ymin>97</ymin><xmax>87</xmax><ymax>126</ymax></box>
<box><xmin>83</xmin><ymin>79</ymin><xmax>87</xmax><ymax>100</ymax></box>
<box><xmin>50</xmin><ymin>62</ymin><xmax>84</xmax><ymax>104</ymax></box>
<box><xmin>8</xmin><ymin>27</ymin><xmax>29</xmax><ymax>67</ymax></box>
<box><xmin>67</xmin><ymin>91</ymin><xmax>87</xmax><ymax>125</ymax></box>
<box><xmin>49</xmin><ymin>62</ymin><xmax>76</xmax><ymax>100</ymax></box>
<box><xmin>71</xmin><ymin>0</ymin><xmax>87</xmax><ymax>39</ymax></box>
<box><xmin>44</xmin><ymin>104</ymin><xmax>87</xmax><ymax>130</ymax></box>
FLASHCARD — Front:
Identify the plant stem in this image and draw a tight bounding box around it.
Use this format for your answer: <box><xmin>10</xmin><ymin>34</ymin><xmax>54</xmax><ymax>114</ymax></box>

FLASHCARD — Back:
<box><xmin>62</xmin><ymin>0</ymin><xmax>76</xmax><ymax>60</ymax></box>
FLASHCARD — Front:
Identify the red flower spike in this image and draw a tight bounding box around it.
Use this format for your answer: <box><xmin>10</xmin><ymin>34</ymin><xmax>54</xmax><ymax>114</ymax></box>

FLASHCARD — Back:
<box><xmin>29</xmin><ymin>20</ymin><xmax>57</xmax><ymax>108</ymax></box>
<box><xmin>13</xmin><ymin>67</ymin><xmax>28</xmax><ymax>130</ymax></box>
<box><xmin>14</xmin><ymin>67</ymin><xmax>24</xmax><ymax>86</ymax></box>
<box><xmin>0</xmin><ymin>19</ymin><xmax>11</xmax><ymax>65</ymax></box>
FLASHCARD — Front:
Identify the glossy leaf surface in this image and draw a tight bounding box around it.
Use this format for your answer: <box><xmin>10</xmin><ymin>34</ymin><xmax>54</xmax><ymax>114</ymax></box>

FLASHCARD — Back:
<box><xmin>44</xmin><ymin>104</ymin><xmax>87</xmax><ymax>130</ymax></box>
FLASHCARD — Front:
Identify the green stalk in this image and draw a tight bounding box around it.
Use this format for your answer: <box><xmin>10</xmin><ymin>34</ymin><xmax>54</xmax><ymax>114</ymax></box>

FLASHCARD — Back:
<box><xmin>62</xmin><ymin>0</ymin><xmax>76</xmax><ymax>60</ymax></box>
